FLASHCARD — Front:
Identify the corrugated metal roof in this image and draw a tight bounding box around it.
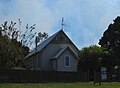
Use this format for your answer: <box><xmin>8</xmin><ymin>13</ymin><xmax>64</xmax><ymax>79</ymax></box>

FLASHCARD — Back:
<box><xmin>25</xmin><ymin>30</ymin><xmax>61</xmax><ymax>58</ymax></box>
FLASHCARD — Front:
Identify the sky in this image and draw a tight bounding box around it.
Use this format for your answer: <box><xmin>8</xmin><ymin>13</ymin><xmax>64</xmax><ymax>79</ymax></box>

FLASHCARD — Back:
<box><xmin>0</xmin><ymin>0</ymin><xmax>120</xmax><ymax>49</ymax></box>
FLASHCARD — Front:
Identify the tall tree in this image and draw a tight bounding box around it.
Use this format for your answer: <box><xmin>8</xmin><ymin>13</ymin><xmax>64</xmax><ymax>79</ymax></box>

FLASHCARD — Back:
<box><xmin>78</xmin><ymin>45</ymin><xmax>104</xmax><ymax>71</ymax></box>
<box><xmin>0</xmin><ymin>21</ymin><xmax>30</xmax><ymax>70</ymax></box>
<box><xmin>0</xmin><ymin>20</ymin><xmax>49</xmax><ymax>70</ymax></box>
<box><xmin>0</xmin><ymin>20</ymin><xmax>43</xmax><ymax>70</ymax></box>
<box><xmin>99</xmin><ymin>16</ymin><xmax>120</xmax><ymax>67</ymax></box>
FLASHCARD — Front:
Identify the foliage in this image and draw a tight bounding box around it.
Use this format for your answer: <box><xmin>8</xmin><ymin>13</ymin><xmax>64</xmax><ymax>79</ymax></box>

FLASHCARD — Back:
<box><xmin>99</xmin><ymin>16</ymin><xmax>120</xmax><ymax>67</ymax></box>
<box><xmin>0</xmin><ymin>20</ymin><xmax>49</xmax><ymax>70</ymax></box>
<box><xmin>20</xmin><ymin>23</ymin><xmax>36</xmax><ymax>47</ymax></box>
<box><xmin>0</xmin><ymin>20</ymin><xmax>37</xmax><ymax>47</ymax></box>
<box><xmin>35</xmin><ymin>32</ymin><xmax>48</xmax><ymax>47</ymax></box>
<box><xmin>36</xmin><ymin>32</ymin><xmax>48</xmax><ymax>43</ymax></box>
<box><xmin>77</xmin><ymin>45</ymin><xmax>109</xmax><ymax>71</ymax></box>
<box><xmin>0</xmin><ymin>20</ymin><xmax>48</xmax><ymax>70</ymax></box>
<box><xmin>0</xmin><ymin>21</ymin><xmax>30</xmax><ymax>70</ymax></box>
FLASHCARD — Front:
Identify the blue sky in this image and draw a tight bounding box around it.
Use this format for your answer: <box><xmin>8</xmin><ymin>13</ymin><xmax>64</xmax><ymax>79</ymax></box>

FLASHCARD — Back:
<box><xmin>0</xmin><ymin>0</ymin><xmax>120</xmax><ymax>49</ymax></box>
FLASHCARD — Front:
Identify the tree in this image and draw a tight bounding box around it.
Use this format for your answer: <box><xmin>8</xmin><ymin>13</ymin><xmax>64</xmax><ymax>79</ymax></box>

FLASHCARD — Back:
<box><xmin>99</xmin><ymin>16</ymin><xmax>120</xmax><ymax>67</ymax></box>
<box><xmin>35</xmin><ymin>32</ymin><xmax>48</xmax><ymax>49</ymax></box>
<box><xmin>77</xmin><ymin>45</ymin><xmax>104</xmax><ymax>71</ymax></box>
<box><xmin>0</xmin><ymin>21</ymin><xmax>30</xmax><ymax>70</ymax></box>
<box><xmin>0</xmin><ymin>20</ymin><xmax>48</xmax><ymax>70</ymax></box>
<box><xmin>37</xmin><ymin>32</ymin><xmax>48</xmax><ymax>42</ymax></box>
<box><xmin>77</xmin><ymin>45</ymin><xmax>112</xmax><ymax>81</ymax></box>
<box><xmin>0</xmin><ymin>20</ymin><xmax>49</xmax><ymax>70</ymax></box>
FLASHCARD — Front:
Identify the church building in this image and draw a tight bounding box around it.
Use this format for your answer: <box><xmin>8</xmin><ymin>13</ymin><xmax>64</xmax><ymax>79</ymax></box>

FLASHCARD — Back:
<box><xmin>26</xmin><ymin>29</ymin><xmax>79</xmax><ymax>72</ymax></box>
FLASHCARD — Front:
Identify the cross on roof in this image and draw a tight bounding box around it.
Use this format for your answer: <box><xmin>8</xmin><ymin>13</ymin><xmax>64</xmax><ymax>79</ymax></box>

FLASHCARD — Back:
<box><xmin>61</xmin><ymin>17</ymin><xmax>65</xmax><ymax>30</ymax></box>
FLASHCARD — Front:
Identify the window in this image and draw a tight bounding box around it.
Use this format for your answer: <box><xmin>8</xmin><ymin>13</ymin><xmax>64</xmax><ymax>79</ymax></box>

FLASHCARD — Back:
<box><xmin>64</xmin><ymin>55</ymin><xmax>70</xmax><ymax>67</ymax></box>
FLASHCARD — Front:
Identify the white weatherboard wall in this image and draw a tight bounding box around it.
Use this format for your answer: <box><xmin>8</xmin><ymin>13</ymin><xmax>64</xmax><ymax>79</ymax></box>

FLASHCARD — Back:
<box><xmin>41</xmin><ymin>43</ymin><xmax>78</xmax><ymax>71</ymax></box>
<box><xmin>57</xmin><ymin>49</ymin><xmax>78</xmax><ymax>72</ymax></box>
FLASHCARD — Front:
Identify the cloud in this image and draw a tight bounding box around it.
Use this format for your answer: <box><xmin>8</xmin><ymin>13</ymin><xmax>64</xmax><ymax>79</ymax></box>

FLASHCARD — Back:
<box><xmin>0</xmin><ymin>0</ymin><xmax>57</xmax><ymax>33</ymax></box>
<box><xmin>0</xmin><ymin>0</ymin><xmax>120</xmax><ymax>49</ymax></box>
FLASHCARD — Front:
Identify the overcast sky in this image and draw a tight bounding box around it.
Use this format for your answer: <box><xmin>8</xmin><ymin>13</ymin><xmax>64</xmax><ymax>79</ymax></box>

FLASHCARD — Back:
<box><xmin>0</xmin><ymin>0</ymin><xmax>120</xmax><ymax>49</ymax></box>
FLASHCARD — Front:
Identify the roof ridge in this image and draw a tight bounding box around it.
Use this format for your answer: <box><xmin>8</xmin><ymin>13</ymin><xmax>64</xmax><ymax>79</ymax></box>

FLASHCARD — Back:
<box><xmin>37</xmin><ymin>30</ymin><xmax>61</xmax><ymax>47</ymax></box>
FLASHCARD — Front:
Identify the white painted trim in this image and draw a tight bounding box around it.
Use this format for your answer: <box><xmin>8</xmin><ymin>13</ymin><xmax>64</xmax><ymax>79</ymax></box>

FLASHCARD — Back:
<box><xmin>64</xmin><ymin>55</ymin><xmax>70</xmax><ymax>67</ymax></box>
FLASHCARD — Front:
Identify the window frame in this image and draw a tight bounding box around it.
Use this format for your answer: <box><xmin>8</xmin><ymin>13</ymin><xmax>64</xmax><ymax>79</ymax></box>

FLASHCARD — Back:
<box><xmin>64</xmin><ymin>55</ymin><xmax>70</xmax><ymax>67</ymax></box>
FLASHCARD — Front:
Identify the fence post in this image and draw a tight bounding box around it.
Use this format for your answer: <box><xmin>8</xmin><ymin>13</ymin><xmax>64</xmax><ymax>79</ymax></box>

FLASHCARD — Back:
<box><xmin>88</xmin><ymin>70</ymin><xmax>89</xmax><ymax>82</ymax></box>
<box><xmin>93</xmin><ymin>70</ymin><xmax>96</xmax><ymax>85</ymax></box>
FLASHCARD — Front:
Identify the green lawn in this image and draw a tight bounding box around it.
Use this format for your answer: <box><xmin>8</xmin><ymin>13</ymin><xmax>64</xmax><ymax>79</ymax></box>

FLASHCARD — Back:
<box><xmin>0</xmin><ymin>82</ymin><xmax>120</xmax><ymax>88</ymax></box>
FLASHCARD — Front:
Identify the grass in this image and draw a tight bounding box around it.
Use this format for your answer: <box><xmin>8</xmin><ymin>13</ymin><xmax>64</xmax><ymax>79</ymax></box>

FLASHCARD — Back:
<box><xmin>0</xmin><ymin>82</ymin><xmax>120</xmax><ymax>88</ymax></box>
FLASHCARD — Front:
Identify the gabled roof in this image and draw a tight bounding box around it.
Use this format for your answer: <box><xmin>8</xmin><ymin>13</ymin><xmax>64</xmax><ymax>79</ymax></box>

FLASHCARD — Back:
<box><xmin>51</xmin><ymin>46</ymin><xmax>78</xmax><ymax>60</ymax></box>
<box><xmin>25</xmin><ymin>30</ymin><xmax>61</xmax><ymax>58</ymax></box>
<box><xmin>25</xmin><ymin>29</ymin><xmax>79</xmax><ymax>58</ymax></box>
<box><xmin>53</xmin><ymin>47</ymin><xmax>67</xmax><ymax>59</ymax></box>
